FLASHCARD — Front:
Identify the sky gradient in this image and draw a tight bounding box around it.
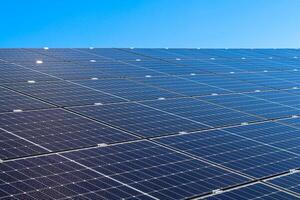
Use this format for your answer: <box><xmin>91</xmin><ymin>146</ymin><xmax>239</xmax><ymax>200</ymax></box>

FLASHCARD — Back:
<box><xmin>1</xmin><ymin>0</ymin><xmax>299</xmax><ymax>48</ymax></box>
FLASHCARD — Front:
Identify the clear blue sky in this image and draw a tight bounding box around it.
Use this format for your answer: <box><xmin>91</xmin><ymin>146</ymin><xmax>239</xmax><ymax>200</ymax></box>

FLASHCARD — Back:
<box><xmin>1</xmin><ymin>0</ymin><xmax>299</xmax><ymax>48</ymax></box>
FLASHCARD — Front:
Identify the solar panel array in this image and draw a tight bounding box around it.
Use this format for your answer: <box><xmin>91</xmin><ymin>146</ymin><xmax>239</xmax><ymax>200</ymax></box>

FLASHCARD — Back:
<box><xmin>1</xmin><ymin>48</ymin><xmax>300</xmax><ymax>199</ymax></box>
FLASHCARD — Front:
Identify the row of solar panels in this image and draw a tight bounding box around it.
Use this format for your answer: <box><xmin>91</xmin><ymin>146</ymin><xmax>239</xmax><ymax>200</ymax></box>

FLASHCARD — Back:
<box><xmin>1</xmin><ymin>139</ymin><xmax>300</xmax><ymax>199</ymax></box>
<box><xmin>1</xmin><ymin>48</ymin><xmax>300</xmax><ymax>199</ymax></box>
<box><xmin>1</xmin><ymin>48</ymin><xmax>300</xmax><ymax>82</ymax></box>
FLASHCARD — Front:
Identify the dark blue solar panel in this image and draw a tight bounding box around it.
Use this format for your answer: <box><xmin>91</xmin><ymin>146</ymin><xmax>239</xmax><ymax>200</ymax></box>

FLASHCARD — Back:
<box><xmin>70</xmin><ymin>102</ymin><xmax>209</xmax><ymax>137</ymax></box>
<box><xmin>0</xmin><ymin>154</ymin><xmax>154</xmax><ymax>199</ymax></box>
<box><xmin>185</xmin><ymin>74</ymin><xmax>271</xmax><ymax>93</ymax></box>
<box><xmin>25</xmin><ymin>61</ymin><xmax>114</xmax><ymax>80</ymax></box>
<box><xmin>0</xmin><ymin>87</ymin><xmax>53</xmax><ymax>113</ymax></box>
<box><xmin>142</xmin><ymin>98</ymin><xmax>260</xmax><ymax>128</ymax></box>
<box><xmin>0</xmin><ymin>128</ymin><xmax>48</xmax><ymax>160</ymax></box>
<box><xmin>4</xmin><ymin>80</ymin><xmax>125</xmax><ymax>107</ymax></box>
<box><xmin>125</xmin><ymin>48</ymin><xmax>191</xmax><ymax>59</ymax></box>
<box><xmin>81</xmin><ymin>48</ymin><xmax>152</xmax><ymax>61</ymax></box>
<box><xmin>133</xmin><ymin>76</ymin><xmax>229</xmax><ymax>96</ymax></box>
<box><xmin>156</xmin><ymin>126</ymin><xmax>300</xmax><ymax>179</ymax></box>
<box><xmin>30</xmin><ymin>48</ymin><xmax>105</xmax><ymax>61</ymax></box>
<box><xmin>126</xmin><ymin>58</ymin><xmax>210</xmax><ymax>75</ymax></box>
<box><xmin>0</xmin><ymin>62</ymin><xmax>58</xmax><ymax>84</ymax></box>
<box><xmin>0</xmin><ymin>109</ymin><xmax>136</xmax><ymax>154</ymax></box>
<box><xmin>247</xmin><ymin>90</ymin><xmax>300</xmax><ymax>109</ymax></box>
<box><xmin>29</xmin><ymin>49</ymin><xmax>167</xmax><ymax>78</ymax></box>
<box><xmin>200</xmin><ymin>93</ymin><xmax>300</xmax><ymax>119</ymax></box>
<box><xmin>74</xmin><ymin>78</ymin><xmax>182</xmax><ymax>101</ymax></box>
<box><xmin>221</xmin><ymin>121</ymin><xmax>300</xmax><ymax>155</ymax></box>
<box><xmin>0</xmin><ymin>49</ymin><xmax>56</xmax><ymax>62</ymax></box>
<box><xmin>228</xmin><ymin>72</ymin><xmax>300</xmax><ymax>90</ymax></box>
<box><xmin>63</xmin><ymin>141</ymin><xmax>249</xmax><ymax>199</ymax></box>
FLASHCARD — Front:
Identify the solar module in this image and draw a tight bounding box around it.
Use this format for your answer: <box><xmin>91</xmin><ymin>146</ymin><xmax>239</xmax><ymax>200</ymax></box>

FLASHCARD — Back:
<box><xmin>0</xmin><ymin>109</ymin><xmax>136</xmax><ymax>157</ymax></box>
<box><xmin>156</xmin><ymin>125</ymin><xmax>300</xmax><ymax>179</ymax></box>
<box><xmin>74</xmin><ymin>78</ymin><xmax>181</xmax><ymax>101</ymax></box>
<box><xmin>200</xmin><ymin>92</ymin><xmax>300</xmax><ymax>120</ymax></box>
<box><xmin>1</xmin><ymin>48</ymin><xmax>300</xmax><ymax>199</ymax></box>
<box><xmin>63</xmin><ymin>141</ymin><xmax>249</xmax><ymax>199</ymax></box>
<box><xmin>0</xmin><ymin>87</ymin><xmax>53</xmax><ymax>113</ymax></box>
<box><xmin>4</xmin><ymin>80</ymin><xmax>125</xmax><ymax>107</ymax></box>
<box><xmin>0</xmin><ymin>154</ymin><xmax>155</xmax><ymax>199</ymax></box>
<box><xmin>70</xmin><ymin>102</ymin><xmax>209</xmax><ymax>137</ymax></box>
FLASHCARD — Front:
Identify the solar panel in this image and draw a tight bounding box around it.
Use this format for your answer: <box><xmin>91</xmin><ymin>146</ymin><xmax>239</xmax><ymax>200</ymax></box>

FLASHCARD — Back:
<box><xmin>1</xmin><ymin>48</ymin><xmax>300</xmax><ymax>199</ymax></box>
<box><xmin>0</xmin><ymin>154</ymin><xmax>154</xmax><ymax>199</ymax></box>
<box><xmin>0</xmin><ymin>87</ymin><xmax>53</xmax><ymax>113</ymax></box>
<box><xmin>219</xmin><ymin>121</ymin><xmax>300</xmax><ymax>155</ymax></box>
<box><xmin>0</xmin><ymin>62</ymin><xmax>58</xmax><ymax>84</ymax></box>
<box><xmin>63</xmin><ymin>141</ymin><xmax>249</xmax><ymax>199</ymax></box>
<box><xmin>0</xmin><ymin>109</ymin><xmax>136</xmax><ymax>156</ymax></box>
<box><xmin>156</xmin><ymin>126</ymin><xmax>300</xmax><ymax>179</ymax></box>
<box><xmin>74</xmin><ymin>78</ymin><xmax>182</xmax><ymax>101</ymax></box>
<box><xmin>227</xmin><ymin>72</ymin><xmax>300</xmax><ymax>90</ymax></box>
<box><xmin>70</xmin><ymin>102</ymin><xmax>209</xmax><ymax>137</ymax></box>
<box><xmin>142</xmin><ymin>98</ymin><xmax>260</xmax><ymax>127</ymax></box>
<box><xmin>133</xmin><ymin>76</ymin><xmax>230</xmax><ymax>96</ymax></box>
<box><xmin>0</xmin><ymin>128</ymin><xmax>48</xmax><ymax>160</ymax></box>
<box><xmin>4</xmin><ymin>80</ymin><xmax>125</xmax><ymax>107</ymax></box>
<box><xmin>185</xmin><ymin>74</ymin><xmax>271</xmax><ymax>93</ymax></box>
<box><xmin>200</xmin><ymin>92</ymin><xmax>300</xmax><ymax>119</ymax></box>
